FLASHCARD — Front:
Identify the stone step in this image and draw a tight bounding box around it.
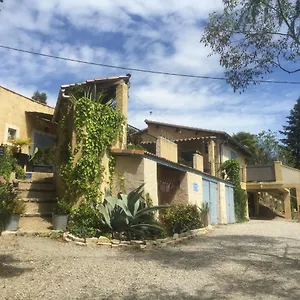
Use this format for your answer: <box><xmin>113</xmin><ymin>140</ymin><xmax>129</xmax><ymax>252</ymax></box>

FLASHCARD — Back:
<box><xmin>24</xmin><ymin>172</ymin><xmax>54</xmax><ymax>181</ymax></box>
<box><xmin>23</xmin><ymin>201</ymin><xmax>56</xmax><ymax>217</ymax></box>
<box><xmin>18</xmin><ymin>181</ymin><xmax>55</xmax><ymax>191</ymax></box>
<box><xmin>18</xmin><ymin>216</ymin><xmax>53</xmax><ymax>232</ymax></box>
<box><xmin>18</xmin><ymin>189</ymin><xmax>57</xmax><ymax>199</ymax></box>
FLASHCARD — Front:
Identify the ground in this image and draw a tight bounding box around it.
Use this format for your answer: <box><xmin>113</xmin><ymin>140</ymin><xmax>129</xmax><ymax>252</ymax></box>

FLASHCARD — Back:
<box><xmin>1</xmin><ymin>220</ymin><xmax>300</xmax><ymax>300</ymax></box>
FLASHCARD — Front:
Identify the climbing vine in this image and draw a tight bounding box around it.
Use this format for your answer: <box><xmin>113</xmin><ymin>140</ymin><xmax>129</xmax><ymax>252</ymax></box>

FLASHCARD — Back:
<box><xmin>60</xmin><ymin>95</ymin><xmax>124</xmax><ymax>203</ymax></box>
<box><xmin>108</xmin><ymin>155</ymin><xmax>116</xmax><ymax>192</ymax></box>
<box><xmin>221</xmin><ymin>160</ymin><xmax>247</xmax><ymax>221</ymax></box>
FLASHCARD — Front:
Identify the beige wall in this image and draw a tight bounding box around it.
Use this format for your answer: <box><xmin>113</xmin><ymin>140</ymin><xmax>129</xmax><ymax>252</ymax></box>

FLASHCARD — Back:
<box><xmin>218</xmin><ymin>182</ymin><xmax>227</xmax><ymax>224</ymax></box>
<box><xmin>222</xmin><ymin>144</ymin><xmax>246</xmax><ymax>166</ymax></box>
<box><xmin>156</xmin><ymin>136</ymin><xmax>178</xmax><ymax>163</ymax></box>
<box><xmin>143</xmin><ymin>158</ymin><xmax>159</xmax><ymax>206</ymax></box>
<box><xmin>113</xmin><ymin>156</ymin><xmax>144</xmax><ymax>194</ymax></box>
<box><xmin>186</xmin><ymin>172</ymin><xmax>203</xmax><ymax>207</ymax></box>
<box><xmin>0</xmin><ymin>87</ymin><xmax>54</xmax><ymax>154</ymax></box>
<box><xmin>281</xmin><ymin>165</ymin><xmax>300</xmax><ymax>184</ymax></box>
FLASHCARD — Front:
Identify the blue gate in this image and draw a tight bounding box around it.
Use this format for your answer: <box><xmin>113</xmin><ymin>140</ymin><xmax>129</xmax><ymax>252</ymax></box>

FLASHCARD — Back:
<box><xmin>203</xmin><ymin>179</ymin><xmax>218</xmax><ymax>225</ymax></box>
<box><xmin>225</xmin><ymin>186</ymin><xmax>235</xmax><ymax>223</ymax></box>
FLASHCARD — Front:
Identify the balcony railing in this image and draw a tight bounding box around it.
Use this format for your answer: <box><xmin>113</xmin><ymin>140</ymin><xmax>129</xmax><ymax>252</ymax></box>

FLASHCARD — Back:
<box><xmin>246</xmin><ymin>165</ymin><xmax>276</xmax><ymax>182</ymax></box>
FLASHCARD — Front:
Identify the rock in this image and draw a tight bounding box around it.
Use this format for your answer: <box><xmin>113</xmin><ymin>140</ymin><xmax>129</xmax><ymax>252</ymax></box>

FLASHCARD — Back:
<box><xmin>64</xmin><ymin>237</ymin><xmax>72</xmax><ymax>243</ymax></box>
<box><xmin>111</xmin><ymin>239</ymin><xmax>120</xmax><ymax>245</ymax></box>
<box><xmin>111</xmin><ymin>244</ymin><xmax>119</xmax><ymax>248</ymax></box>
<box><xmin>98</xmin><ymin>236</ymin><xmax>111</xmax><ymax>244</ymax></box>
<box><xmin>139</xmin><ymin>245</ymin><xmax>147</xmax><ymax>250</ymax></box>
<box><xmin>97</xmin><ymin>242</ymin><xmax>112</xmax><ymax>247</ymax></box>
<box><xmin>85</xmin><ymin>238</ymin><xmax>98</xmax><ymax>244</ymax></box>
<box><xmin>173</xmin><ymin>233</ymin><xmax>179</xmax><ymax>239</ymax></box>
<box><xmin>120</xmin><ymin>241</ymin><xmax>131</xmax><ymax>245</ymax></box>
<box><xmin>75</xmin><ymin>242</ymin><xmax>87</xmax><ymax>246</ymax></box>
<box><xmin>130</xmin><ymin>240</ymin><xmax>145</xmax><ymax>245</ymax></box>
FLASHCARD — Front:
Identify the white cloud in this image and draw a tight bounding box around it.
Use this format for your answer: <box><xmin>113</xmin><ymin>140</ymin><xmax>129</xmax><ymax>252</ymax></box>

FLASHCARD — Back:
<box><xmin>0</xmin><ymin>0</ymin><xmax>295</xmax><ymax>133</ymax></box>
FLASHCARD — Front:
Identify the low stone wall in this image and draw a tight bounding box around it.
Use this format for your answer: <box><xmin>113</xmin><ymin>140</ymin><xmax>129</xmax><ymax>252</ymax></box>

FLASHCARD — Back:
<box><xmin>62</xmin><ymin>226</ymin><xmax>213</xmax><ymax>249</ymax></box>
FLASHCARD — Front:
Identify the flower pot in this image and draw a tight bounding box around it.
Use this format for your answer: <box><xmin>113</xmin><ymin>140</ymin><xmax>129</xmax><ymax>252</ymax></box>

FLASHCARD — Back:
<box><xmin>5</xmin><ymin>215</ymin><xmax>20</xmax><ymax>231</ymax></box>
<box><xmin>201</xmin><ymin>212</ymin><xmax>209</xmax><ymax>227</ymax></box>
<box><xmin>52</xmin><ymin>214</ymin><xmax>69</xmax><ymax>231</ymax></box>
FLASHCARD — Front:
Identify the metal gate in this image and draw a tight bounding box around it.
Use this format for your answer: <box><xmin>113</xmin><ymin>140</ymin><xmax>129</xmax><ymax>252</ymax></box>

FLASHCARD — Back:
<box><xmin>203</xmin><ymin>179</ymin><xmax>219</xmax><ymax>225</ymax></box>
<box><xmin>225</xmin><ymin>186</ymin><xmax>235</xmax><ymax>223</ymax></box>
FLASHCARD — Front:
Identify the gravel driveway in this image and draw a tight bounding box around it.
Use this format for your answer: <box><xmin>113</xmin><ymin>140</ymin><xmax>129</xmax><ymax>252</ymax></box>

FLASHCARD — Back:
<box><xmin>1</xmin><ymin>219</ymin><xmax>300</xmax><ymax>300</ymax></box>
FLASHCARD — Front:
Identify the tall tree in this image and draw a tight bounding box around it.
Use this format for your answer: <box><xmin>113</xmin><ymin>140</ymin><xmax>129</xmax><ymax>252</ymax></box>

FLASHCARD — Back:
<box><xmin>281</xmin><ymin>98</ymin><xmax>300</xmax><ymax>168</ymax></box>
<box><xmin>32</xmin><ymin>90</ymin><xmax>47</xmax><ymax>104</ymax></box>
<box><xmin>201</xmin><ymin>0</ymin><xmax>300</xmax><ymax>91</ymax></box>
<box><xmin>232</xmin><ymin>132</ymin><xmax>258</xmax><ymax>164</ymax></box>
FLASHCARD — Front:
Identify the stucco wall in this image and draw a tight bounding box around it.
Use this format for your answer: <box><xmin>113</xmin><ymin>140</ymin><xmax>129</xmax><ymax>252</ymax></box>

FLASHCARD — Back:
<box><xmin>281</xmin><ymin>165</ymin><xmax>300</xmax><ymax>184</ymax></box>
<box><xmin>186</xmin><ymin>172</ymin><xmax>203</xmax><ymax>207</ymax></box>
<box><xmin>222</xmin><ymin>144</ymin><xmax>246</xmax><ymax>166</ymax></box>
<box><xmin>113</xmin><ymin>156</ymin><xmax>144</xmax><ymax>194</ymax></box>
<box><xmin>143</xmin><ymin>158</ymin><xmax>159</xmax><ymax>206</ymax></box>
<box><xmin>156</xmin><ymin>136</ymin><xmax>178</xmax><ymax>163</ymax></box>
<box><xmin>0</xmin><ymin>86</ymin><xmax>54</xmax><ymax>154</ymax></box>
<box><xmin>218</xmin><ymin>182</ymin><xmax>227</xmax><ymax>224</ymax></box>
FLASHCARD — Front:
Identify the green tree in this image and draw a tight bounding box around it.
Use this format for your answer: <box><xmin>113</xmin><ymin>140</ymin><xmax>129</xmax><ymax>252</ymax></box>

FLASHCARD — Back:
<box><xmin>232</xmin><ymin>132</ymin><xmax>258</xmax><ymax>164</ymax></box>
<box><xmin>32</xmin><ymin>90</ymin><xmax>47</xmax><ymax>104</ymax></box>
<box><xmin>281</xmin><ymin>98</ymin><xmax>300</xmax><ymax>168</ymax></box>
<box><xmin>201</xmin><ymin>0</ymin><xmax>300</xmax><ymax>91</ymax></box>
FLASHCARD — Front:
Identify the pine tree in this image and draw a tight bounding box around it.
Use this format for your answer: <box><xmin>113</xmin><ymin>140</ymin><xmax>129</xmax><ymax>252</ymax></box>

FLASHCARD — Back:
<box><xmin>281</xmin><ymin>98</ymin><xmax>300</xmax><ymax>168</ymax></box>
<box><xmin>32</xmin><ymin>90</ymin><xmax>47</xmax><ymax>104</ymax></box>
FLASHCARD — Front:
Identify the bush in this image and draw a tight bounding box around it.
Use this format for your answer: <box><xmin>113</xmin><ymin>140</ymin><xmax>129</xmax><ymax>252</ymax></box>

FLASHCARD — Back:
<box><xmin>0</xmin><ymin>147</ymin><xmax>15</xmax><ymax>180</ymax></box>
<box><xmin>68</xmin><ymin>202</ymin><xmax>107</xmax><ymax>238</ymax></box>
<box><xmin>14</xmin><ymin>164</ymin><xmax>25</xmax><ymax>179</ymax></box>
<box><xmin>162</xmin><ymin>204</ymin><xmax>203</xmax><ymax>235</ymax></box>
<box><xmin>0</xmin><ymin>182</ymin><xmax>18</xmax><ymax>234</ymax></box>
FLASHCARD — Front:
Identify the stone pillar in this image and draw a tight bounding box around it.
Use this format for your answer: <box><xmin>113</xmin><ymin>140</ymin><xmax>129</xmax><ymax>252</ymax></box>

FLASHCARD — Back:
<box><xmin>242</xmin><ymin>165</ymin><xmax>247</xmax><ymax>183</ymax></box>
<box><xmin>274</xmin><ymin>161</ymin><xmax>282</xmax><ymax>182</ymax></box>
<box><xmin>115</xmin><ymin>80</ymin><xmax>128</xmax><ymax>149</ymax></box>
<box><xmin>193</xmin><ymin>153</ymin><xmax>203</xmax><ymax>172</ymax></box>
<box><xmin>245</xmin><ymin>193</ymin><xmax>250</xmax><ymax>220</ymax></box>
<box><xmin>254</xmin><ymin>192</ymin><xmax>259</xmax><ymax>216</ymax></box>
<box><xmin>284</xmin><ymin>190</ymin><xmax>292</xmax><ymax>220</ymax></box>
<box><xmin>208</xmin><ymin>140</ymin><xmax>216</xmax><ymax>176</ymax></box>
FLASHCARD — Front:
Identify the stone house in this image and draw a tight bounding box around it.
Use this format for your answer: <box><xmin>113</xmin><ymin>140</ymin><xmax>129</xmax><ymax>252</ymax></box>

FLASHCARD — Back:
<box><xmin>0</xmin><ymin>85</ymin><xmax>56</xmax><ymax>155</ymax></box>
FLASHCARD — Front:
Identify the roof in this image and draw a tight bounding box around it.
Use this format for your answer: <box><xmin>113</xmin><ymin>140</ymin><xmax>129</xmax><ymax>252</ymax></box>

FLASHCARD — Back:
<box><xmin>26</xmin><ymin>111</ymin><xmax>56</xmax><ymax>124</ymax></box>
<box><xmin>144</xmin><ymin>119</ymin><xmax>252</xmax><ymax>156</ymax></box>
<box><xmin>0</xmin><ymin>85</ymin><xmax>55</xmax><ymax>110</ymax></box>
<box><xmin>141</xmin><ymin>136</ymin><xmax>217</xmax><ymax>145</ymax></box>
<box><xmin>53</xmin><ymin>74</ymin><xmax>131</xmax><ymax>122</ymax></box>
<box><xmin>60</xmin><ymin>75</ymin><xmax>131</xmax><ymax>89</ymax></box>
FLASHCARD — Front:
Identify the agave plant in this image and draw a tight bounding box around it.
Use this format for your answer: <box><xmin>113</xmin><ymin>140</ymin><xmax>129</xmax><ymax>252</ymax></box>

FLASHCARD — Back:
<box><xmin>95</xmin><ymin>184</ymin><xmax>168</xmax><ymax>239</ymax></box>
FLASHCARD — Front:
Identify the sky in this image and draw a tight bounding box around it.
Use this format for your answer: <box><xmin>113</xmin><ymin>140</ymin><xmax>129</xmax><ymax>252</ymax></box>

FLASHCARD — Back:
<box><xmin>0</xmin><ymin>0</ymin><xmax>299</xmax><ymax>135</ymax></box>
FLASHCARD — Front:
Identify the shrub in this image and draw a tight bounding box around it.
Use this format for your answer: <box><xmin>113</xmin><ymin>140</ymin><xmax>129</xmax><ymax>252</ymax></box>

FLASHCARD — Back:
<box><xmin>14</xmin><ymin>164</ymin><xmax>25</xmax><ymax>179</ymax></box>
<box><xmin>0</xmin><ymin>147</ymin><xmax>15</xmax><ymax>180</ymax></box>
<box><xmin>162</xmin><ymin>204</ymin><xmax>203</xmax><ymax>235</ymax></box>
<box><xmin>68</xmin><ymin>202</ymin><xmax>106</xmax><ymax>238</ymax></box>
<box><xmin>53</xmin><ymin>199</ymin><xmax>72</xmax><ymax>215</ymax></box>
<box><xmin>0</xmin><ymin>182</ymin><xmax>18</xmax><ymax>234</ymax></box>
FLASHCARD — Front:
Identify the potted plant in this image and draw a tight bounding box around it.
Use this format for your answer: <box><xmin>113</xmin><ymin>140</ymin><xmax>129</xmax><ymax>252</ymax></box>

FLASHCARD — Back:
<box><xmin>199</xmin><ymin>201</ymin><xmax>210</xmax><ymax>227</ymax></box>
<box><xmin>52</xmin><ymin>199</ymin><xmax>72</xmax><ymax>231</ymax></box>
<box><xmin>5</xmin><ymin>198</ymin><xmax>26</xmax><ymax>231</ymax></box>
<box><xmin>11</xmin><ymin>138</ymin><xmax>31</xmax><ymax>168</ymax></box>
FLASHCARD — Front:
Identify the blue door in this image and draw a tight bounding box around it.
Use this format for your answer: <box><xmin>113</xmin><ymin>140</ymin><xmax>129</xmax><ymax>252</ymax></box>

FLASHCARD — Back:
<box><xmin>225</xmin><ymin>186</ymin><xmax>235</xmax><ymax>223</ymax></box>
<box><xmin>203</xmin><ymin>179</ymin><xmax>219</xmax><ymax>225</ymax></box>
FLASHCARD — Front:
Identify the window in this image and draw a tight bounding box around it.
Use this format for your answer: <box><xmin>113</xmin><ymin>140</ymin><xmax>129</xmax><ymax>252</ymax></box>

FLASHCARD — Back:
<box><xmin>4</xmin><ymin>124</ymin><xmax>20</xmax><ymax>144</ymax></box>
<box><xmin>7</xmin><ymin>127</ymin><xmax>17</xmax><ymax>142</ymax></box>
<box><xmin>230</xmin><ymin>150</ymin><xmax>237</xmax><ymax>160</ymax></box>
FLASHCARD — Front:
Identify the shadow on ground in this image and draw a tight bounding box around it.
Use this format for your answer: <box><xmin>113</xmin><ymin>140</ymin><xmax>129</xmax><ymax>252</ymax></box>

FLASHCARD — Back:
<box><xmin>113</xmin><ymin>234</ymin><xmax>300</xmax><ymax>299</ymax></box>
<box><xmin>0</xmin><ymin>254</ymin><xmax>32</xmax><ymax>278</ymax></box>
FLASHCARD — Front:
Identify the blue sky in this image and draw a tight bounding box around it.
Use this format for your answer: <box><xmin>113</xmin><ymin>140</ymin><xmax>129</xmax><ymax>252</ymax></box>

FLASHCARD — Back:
<box><xmin>0</xmin><ymin>0</ymin><xmax>299</xmax><ymax>135</ymax></box>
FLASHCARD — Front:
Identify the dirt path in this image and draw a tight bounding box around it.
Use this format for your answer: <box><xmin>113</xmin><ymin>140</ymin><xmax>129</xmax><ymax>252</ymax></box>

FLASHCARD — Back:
<box><xmin>1</xmin><ymin>220</ymin><xmax>300</xmax><ymax>299</ymax></box>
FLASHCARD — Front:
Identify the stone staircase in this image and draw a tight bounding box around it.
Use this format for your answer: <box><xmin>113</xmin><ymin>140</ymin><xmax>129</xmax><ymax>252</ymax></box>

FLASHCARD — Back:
<box><xmin>17</xmin><ymin>172</ymin><xmax>56</xmax><ymax>232</ymax></box>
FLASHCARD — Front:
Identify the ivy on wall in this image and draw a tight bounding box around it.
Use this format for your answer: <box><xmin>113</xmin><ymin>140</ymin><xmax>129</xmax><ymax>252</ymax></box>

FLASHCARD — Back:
<box><xmin>221</xmin><ymin>159</ymin><xmax>247</xmax><ymax>221</ymax></box>
<box><xmin>59</xmin><ymin>95</ymin><xmax>124</xmax><ymax>203</ymax></box>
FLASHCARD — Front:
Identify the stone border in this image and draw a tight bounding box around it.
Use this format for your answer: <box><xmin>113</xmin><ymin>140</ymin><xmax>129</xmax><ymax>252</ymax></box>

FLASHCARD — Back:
<box><xmin>62</xmin><ymin>225</ymin><xmax>213</xmax><ymax>249</ymax></box>
<box><xmin>1</xmin><ymin>230</ymin><xmax>64</xmax><ymax>238</ymax></box>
